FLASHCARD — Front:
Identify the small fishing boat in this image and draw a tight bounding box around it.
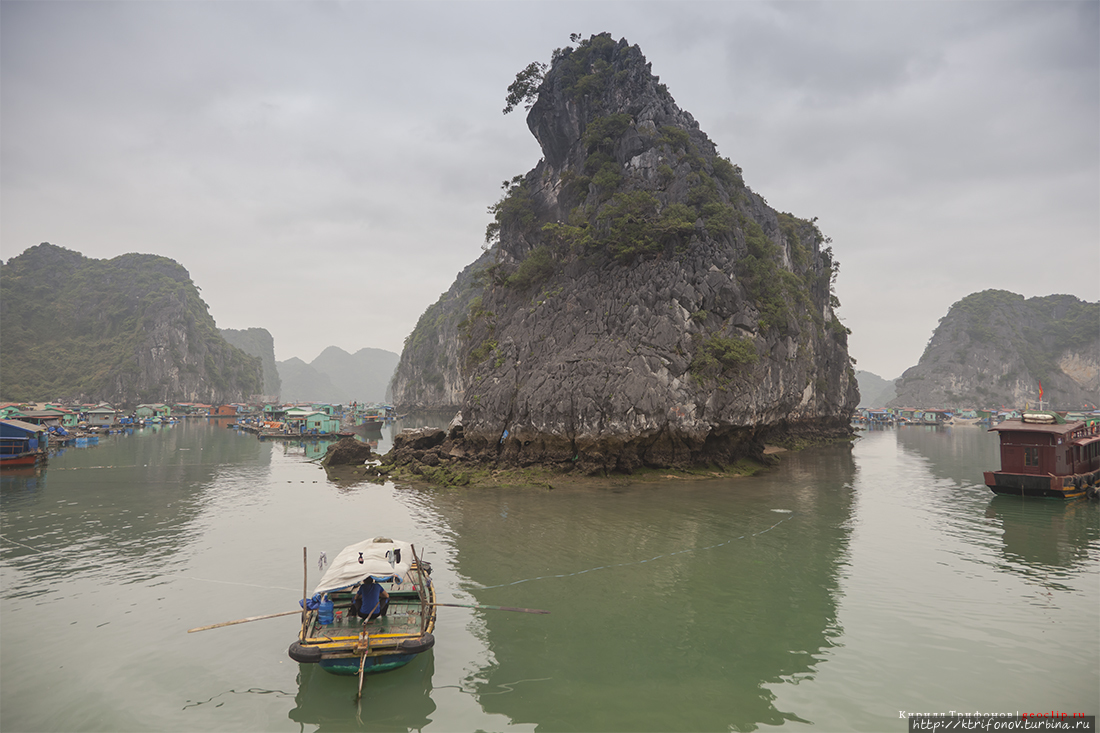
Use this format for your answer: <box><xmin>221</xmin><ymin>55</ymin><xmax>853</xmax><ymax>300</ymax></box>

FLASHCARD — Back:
<box><xmin>984</xmin><ymin>412</ymin><xmax>1100</xmax><ymax>499</ymax></box>
<box><xmin>947</xmin><ymin>410</ymin><xmax>984</xmax><ymax>426</ymax></box>
<box><xmin>288</xmin><ymin>538</ymin><xmax>436</xmax><ymax>677</ymax></box>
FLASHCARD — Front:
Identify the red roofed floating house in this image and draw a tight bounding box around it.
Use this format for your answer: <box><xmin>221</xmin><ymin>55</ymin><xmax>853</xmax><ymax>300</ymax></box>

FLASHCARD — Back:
<box><xmin>984</xmin><ymin>412</ymin><xmax>1100</xmax><ymax>499</ymax></box>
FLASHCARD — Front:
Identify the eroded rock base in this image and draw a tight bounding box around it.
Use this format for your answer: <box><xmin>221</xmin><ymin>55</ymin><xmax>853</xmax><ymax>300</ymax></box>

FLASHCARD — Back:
<box><xmin>364</xmin><ymin>421</ymin><xmax>853</xmax><ymax>486</ymax></box>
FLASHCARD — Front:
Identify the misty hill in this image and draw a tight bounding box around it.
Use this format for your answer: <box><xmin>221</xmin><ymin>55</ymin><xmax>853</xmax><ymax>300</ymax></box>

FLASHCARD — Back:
<box><xmin>277</xmin><ymin>346</ymin><xmax>398</xmax><ymax>404</ymax></box>
<box><xmin>855</xmin><ymin>370</ymin><xmax>897</xmax><ymax>408</ymax></box>
<box><xmin>389</xmin><ymin>33</ymin><xmax>857</xmax><ymax>474</ymax></box>
<box><xmin>220</xmin><ymin>327</ymin><xmax>281</xmax><ymax>399</ymax></box>
<box><xmin>890</xmin><ymin>290</ymin><xmax>1098</xmax><ymax>410</ymax></box>
<box><xmin>0</xmin><ymin>242</ymin><xmax>261</xmax><ymax>405</ymax></box>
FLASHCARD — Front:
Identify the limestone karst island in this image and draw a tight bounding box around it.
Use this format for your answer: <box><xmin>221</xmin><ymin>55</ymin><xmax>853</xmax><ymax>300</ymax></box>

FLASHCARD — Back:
<box><xmin>385</xmin><ymin>33</ymin><xmax>858</xmax><ymax>480</ymax></box>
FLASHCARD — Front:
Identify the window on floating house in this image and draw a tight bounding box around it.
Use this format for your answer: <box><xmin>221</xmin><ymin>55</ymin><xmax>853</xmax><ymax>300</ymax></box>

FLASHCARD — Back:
<box><xmin>1024</xmin><ymin>447</ymin><xmax>1039</xmax><ymax>467</ymax></box>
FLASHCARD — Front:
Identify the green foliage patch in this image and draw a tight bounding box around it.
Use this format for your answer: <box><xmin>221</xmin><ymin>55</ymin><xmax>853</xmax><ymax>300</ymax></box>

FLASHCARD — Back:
<box><xmin>690</xmin><ymin>334</ymin><xmax>758</xmax><ymax>382</ymax></box>
<box><xmin>506</xmin><ymin>246</ymin><xmax>557</xmax><ymax>290</ymax></box>
<box><xmin>582</xmin><ymin>113</ymin><xmax>633</xmax><ymax>153</ymax></box>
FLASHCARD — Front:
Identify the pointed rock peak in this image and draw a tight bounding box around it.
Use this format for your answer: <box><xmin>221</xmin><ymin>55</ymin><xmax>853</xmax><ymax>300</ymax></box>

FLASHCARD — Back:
<box><xmin>524</xmin><ymin>33</ymin><xmax>694</xmax><ymax>170</ymax></box>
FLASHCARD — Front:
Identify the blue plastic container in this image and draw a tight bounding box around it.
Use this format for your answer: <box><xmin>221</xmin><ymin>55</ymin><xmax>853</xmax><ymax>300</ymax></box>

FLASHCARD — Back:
<box><xmin>318</xmin><ymin>598</ymin><xmax>334</xmax><ymax>625</ymax></box>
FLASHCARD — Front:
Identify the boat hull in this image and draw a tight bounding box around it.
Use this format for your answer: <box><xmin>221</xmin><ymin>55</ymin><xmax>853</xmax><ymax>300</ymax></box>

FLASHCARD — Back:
<box><xmin>317</xmin><ymin>636</ymin><xmax>433</xmax><ymax>675</ymax></box>
<box><xmin>984</xmin><ymin>469</ymin><xmax>1100</xmax><ymax>499</ymax></box>
<box><xmin>320</xmin><ymin>654</ymin><xmax>418</xmax><ymax>675</ymax></box>
<box><xmin>345</xmin><ymin>419</ymin><xmax>383</xmax><ymax>437</ymax></box>
<box><xmin>0</xmin><ymin>452</ymin><xmax>42</xmax><ymax>468</ymax></box>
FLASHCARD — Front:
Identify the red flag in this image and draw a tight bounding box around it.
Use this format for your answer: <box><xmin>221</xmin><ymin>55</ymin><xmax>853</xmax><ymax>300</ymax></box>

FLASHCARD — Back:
<box><xmin>1038</xmin><ymin>380</ymin><xmax>1043</xmax><ymax>400</ymax></box>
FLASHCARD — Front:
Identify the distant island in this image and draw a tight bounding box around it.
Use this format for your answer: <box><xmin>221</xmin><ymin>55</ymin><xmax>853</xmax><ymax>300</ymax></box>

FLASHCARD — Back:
<box><xmin>277</xmin><ymin>346</ymin><xmax>398</xmax><ymax>404</ymax></box>
<box><xmin>0</xmin><ymin>243</ymin><xmax>398</xmax><ymax>408</ymax></box>
<box><xmin>855</xmin><ymin>371</ymin><xmax>897</xmax><ymax>409</ymax></box>
<box><xmin>1</xmin><ymin>243</ymin><xmax>261</xmax><ymax>405</ymax></box>
<box><xmin>219</xmin><ymin>332</ymin><xmax>399</xmax><ymax>404</ymax></box>
<box><xmin>889</xmin><ymin>290</ymin><xmax>1098</xmax><ymax>411</ymax></box>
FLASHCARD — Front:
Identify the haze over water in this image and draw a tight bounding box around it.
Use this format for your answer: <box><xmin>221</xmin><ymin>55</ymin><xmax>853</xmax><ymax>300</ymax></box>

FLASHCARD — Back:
<box><xmin>1</xmin><ymin>420</ymin><xmax>1097</xmax><ymax>731</ymax></box>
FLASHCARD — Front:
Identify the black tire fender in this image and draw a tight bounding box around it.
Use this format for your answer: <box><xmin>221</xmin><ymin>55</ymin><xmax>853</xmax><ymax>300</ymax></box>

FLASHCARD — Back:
<box><xmin>399</xmin><ymin>633</ymin><xmax>435</xmax><ymax>655</ymax></box>
<box><xmin>288</xmin><ymin>641</ymin><xmax>322</xmax><ymax>663</ymax></box>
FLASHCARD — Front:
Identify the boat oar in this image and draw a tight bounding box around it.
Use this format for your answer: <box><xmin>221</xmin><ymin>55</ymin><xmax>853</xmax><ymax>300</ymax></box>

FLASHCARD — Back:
<box><xmin>187</xmin><ymin>610</ymin><xmax>301</xmax><ymax>633</ymax></box>
<box><xmin>432</xmin><ymin>602</ymin><xmax>549</xmax><ymax>614</ymax></box>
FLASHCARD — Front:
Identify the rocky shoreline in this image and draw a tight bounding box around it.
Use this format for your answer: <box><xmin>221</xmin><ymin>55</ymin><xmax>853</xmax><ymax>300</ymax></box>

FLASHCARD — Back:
<box><xmin>342</xmin><ymin>419</ymin><xmax>854</xmax><ymax>488</ymax></box>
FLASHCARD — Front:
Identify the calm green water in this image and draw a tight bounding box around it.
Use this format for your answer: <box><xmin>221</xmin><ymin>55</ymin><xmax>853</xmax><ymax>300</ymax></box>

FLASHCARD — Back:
<box><xmin>1</xmin><ymin>420</ymin><xmax>1097</xmax><ymax>732</ymax></box>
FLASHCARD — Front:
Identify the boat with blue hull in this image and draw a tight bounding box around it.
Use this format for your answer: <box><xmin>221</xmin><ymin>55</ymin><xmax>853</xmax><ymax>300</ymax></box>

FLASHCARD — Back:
<box><xmin>288</xmin><ymin>538</ymin><xmax>436</xmax><ymax>678</ymax></box>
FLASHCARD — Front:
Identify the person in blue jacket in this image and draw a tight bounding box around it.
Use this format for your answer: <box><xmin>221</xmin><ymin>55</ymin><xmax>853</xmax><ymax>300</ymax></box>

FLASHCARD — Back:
<box><xmin>352</xmin><ymin>577</ymin><xmax>389</xmax><ymax>621</ymax></box>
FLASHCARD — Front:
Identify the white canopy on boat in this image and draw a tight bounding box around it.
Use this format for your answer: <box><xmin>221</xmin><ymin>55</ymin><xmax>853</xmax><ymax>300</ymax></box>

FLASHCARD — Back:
<box><xmin>313</xmin><ymin>537</ymin><xmax>415</xmax><ymax>595</ymax></box>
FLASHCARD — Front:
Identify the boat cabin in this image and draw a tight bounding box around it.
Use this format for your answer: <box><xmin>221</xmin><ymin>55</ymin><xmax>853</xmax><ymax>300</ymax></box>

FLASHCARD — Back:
<box><xmin>984</xmin><ymin>412</ymin><xmax>1100</xmax><ymax>498</ymax></box>
<box><xmin>0</xmin><ymin>418</ymin><xmax>48</xmax><ymax>465</ymax></box>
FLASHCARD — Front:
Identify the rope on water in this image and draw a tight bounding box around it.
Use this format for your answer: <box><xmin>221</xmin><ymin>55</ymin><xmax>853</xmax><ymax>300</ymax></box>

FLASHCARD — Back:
<box><xmin>0</xmin><ymin>534</ymin><xmax>47</xmax><ymax>553</ymax></box>
<box><xmin>472</xmin><ymin>511</ymin><xmax>797</xmax><ymax>591</ymax></box>
<box><xmin>433</xmin><ymin>677</ymin><xmax>552</xmax><ymax>696</ymax></box>
<box><xmin>182</xmin><ymin>687</ymin><xmax>294</xmax><ymax>710</ymax></box>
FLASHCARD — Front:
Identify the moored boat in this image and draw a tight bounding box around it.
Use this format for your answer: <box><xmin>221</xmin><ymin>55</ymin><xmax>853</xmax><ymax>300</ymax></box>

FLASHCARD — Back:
<box><xmin>288</xmin><ymin>538</ymin><xmax>436</xmax><ymax>677</ymax></box>
<box><xmin>947</xmin><ymin>410</ymin><xmax>984</xmax><ymax>426</ymax></box>
<box><xmin>983</xmin><ymin>412</ymin><xmax>1100</xmax><ymax>499</ymax></box>
<box><xmin>1</xmin><ymin>419</ymin><xmax>47</xmax><ymax>469</ymax></box>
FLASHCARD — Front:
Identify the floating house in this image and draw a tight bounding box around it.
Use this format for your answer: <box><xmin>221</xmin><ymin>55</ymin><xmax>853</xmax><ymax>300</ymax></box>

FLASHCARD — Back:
<box><xmin>136</xmin><ymin>404</ymin><xmax>172</xmax><ymax>420</ymax></box>
<box><xmin>282</xmin><ymin>408</ymin><xmax>341</xmax><ymax>437</ymax></box>
<box><xmin>86</xmin><ymin>407</ymin><xmax>118</xmax><ymax>428</ymax></box>
<box><xmin>984</xmin><ymin>412</ymin><xmax>1100</xmax><ymax>498</ymax></box>
<box><xmin>0</xmin><ymin>404</ymin><xmax>28</xmax><ymax>420</ymax></box>
<box><xmin>0</xmin><ymin>418</ymin><xmax>48</xmax><ymax>466</ymax></box>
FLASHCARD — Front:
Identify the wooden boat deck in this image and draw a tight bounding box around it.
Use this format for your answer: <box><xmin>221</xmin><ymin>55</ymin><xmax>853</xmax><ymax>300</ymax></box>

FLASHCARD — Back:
<box><xmin>304</xmin><ymin>593</ymin><xmax>429</xmax><ymax>641</ymax></box>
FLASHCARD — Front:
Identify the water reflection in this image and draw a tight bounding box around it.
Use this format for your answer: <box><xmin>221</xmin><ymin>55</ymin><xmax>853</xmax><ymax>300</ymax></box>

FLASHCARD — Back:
<box><xmin>985</xmin><ymin>496</ymin><xmax>1100</xmax><ymax>573</ymax></box>
<box><xmin>895</xmin><ymin>424</ymin><xmax>1099</xmax><ymax>574</ymax></box>
<box><xmin>894</xmin><ymin>424</ymin><xmax>1000</xmax><ymax>487</ymax></box>
<box><xmin>421</xmin><ymin>445</ymin><xmax>856</xmax><ymax>731</ymax></box>
<box><xmin>0</xmin><ymin>420</ymin><xmax>271</xmax><ymax>594</ymax></box>
<box><xmin>273</xmin><ymin>438</ymin><xmax>339</xmax><ymax>462</ymax></box>
<box><xmin>288</xmin><ymin>656</ymin><xmax>436</xmax><ymax>731</ymax></box>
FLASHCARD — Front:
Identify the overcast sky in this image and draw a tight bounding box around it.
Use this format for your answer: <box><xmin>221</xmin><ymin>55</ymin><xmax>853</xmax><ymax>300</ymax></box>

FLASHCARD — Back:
<box><xmin>2</xmin><ymin>1</ymin><xmax>1097</xmax><ymax>380</ymax></box>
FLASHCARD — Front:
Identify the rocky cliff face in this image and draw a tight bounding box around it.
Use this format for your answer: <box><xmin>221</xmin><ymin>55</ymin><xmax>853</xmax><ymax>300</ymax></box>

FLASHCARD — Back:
<box><xmin>890</xmin><ymin>290</ymin><xmax>1099</xmax><ymax>410</ymax></box>
<box><xmin>1</xmin><ymin>243</ymin><xmax>262</xmax><ymax>406</ymax></box>
<box><xmin>220</xmin><ymin>327</ymin><xmax>281</xmax><ymax>398</ymax></box>
<box><xmin>390</xmin><ymin>34</ymin><xmax>858</xmax><ymax>473</ymax></box>
<box><xmin>390</xmin><ymin>252</ymin><xmax>492</xmax><ymax>410</ymax></box>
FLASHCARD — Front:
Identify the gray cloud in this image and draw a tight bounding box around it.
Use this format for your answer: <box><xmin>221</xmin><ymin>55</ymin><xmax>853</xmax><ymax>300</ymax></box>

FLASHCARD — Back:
<box><xmin>2</xmin><ymin>1</ymin><xmax>1096</xmax><ymax>382</ymax></box>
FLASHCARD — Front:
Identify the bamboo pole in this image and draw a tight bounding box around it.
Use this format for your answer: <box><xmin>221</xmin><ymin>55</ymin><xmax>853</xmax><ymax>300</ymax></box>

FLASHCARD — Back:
<box><xmin>356</xmin><ymin>628</ymin><xmax>369</xmax><ymax>700</ymax></box>
<box><xmin>187</xmin><ymin>610</ymin><xmax>301</xmax><ymax>633</ymax></box>
<box><xmin>301</xmin><ymin>546</ymin><xmax>308</xmax><ymax>640</ymax></box>
<box><xmin>356</xmin><ymin>653</ymin><xmax>367</xmax><ymax>699</ymax></box>
<box><xmin>410</xmin><ymin>544</ymin><xmax>428</xmax><ymax>634</ymax></box>
<box><xmin>431</xmin><ymin>602</ymin><xmax>549</xmax><ymax>614</ymax></box>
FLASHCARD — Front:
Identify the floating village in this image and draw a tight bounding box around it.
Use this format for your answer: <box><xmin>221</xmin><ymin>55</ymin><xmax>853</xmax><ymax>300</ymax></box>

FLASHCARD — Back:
<box><xmin>4</xmin><ymin>397</ymin><xmax>1099</xmax><ymax>500</ymax></box>
<box><xmin>0</xmin><ymin>400</ymin><xmax>397</xmax><ymax>469</ymax></box>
